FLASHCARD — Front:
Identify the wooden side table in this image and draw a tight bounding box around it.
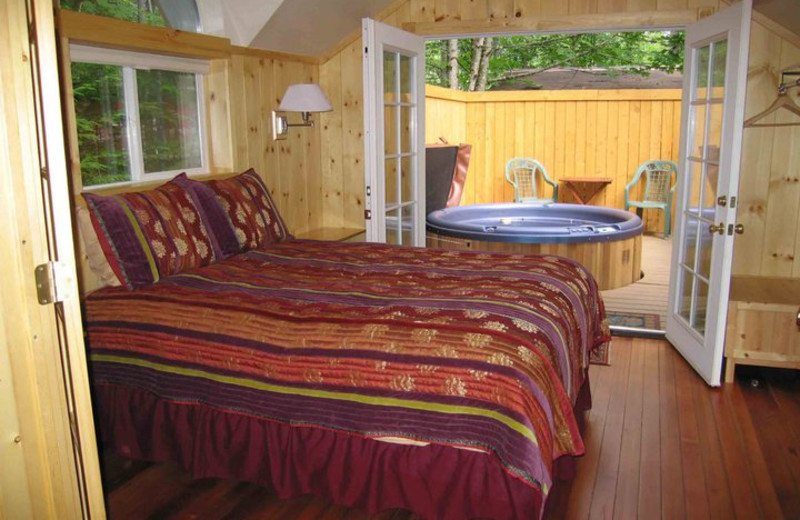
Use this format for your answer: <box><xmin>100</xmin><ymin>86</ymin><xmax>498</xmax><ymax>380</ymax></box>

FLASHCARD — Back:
<box><xmin>561</xmin><ymin>177</ymin><xmax>612</xmax><ymax>204</ymax></box>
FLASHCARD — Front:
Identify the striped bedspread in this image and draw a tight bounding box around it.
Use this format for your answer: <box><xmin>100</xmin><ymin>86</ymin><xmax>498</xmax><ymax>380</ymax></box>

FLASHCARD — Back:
<box><xmin>86</xmin><ymin>239</ymin><xmax>608</xmax><ymax>498</ymax></box>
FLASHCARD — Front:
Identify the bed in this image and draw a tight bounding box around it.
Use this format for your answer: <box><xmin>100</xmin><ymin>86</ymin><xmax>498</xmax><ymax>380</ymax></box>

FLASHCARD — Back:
<box><xmin>81</xmin><ymin>170</ymin><xmax>609</xmax><ymax>520</ymax></box>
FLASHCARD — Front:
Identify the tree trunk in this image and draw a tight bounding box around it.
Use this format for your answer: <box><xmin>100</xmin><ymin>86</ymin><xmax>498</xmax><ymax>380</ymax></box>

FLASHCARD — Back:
<box><xmin>476</xmin><ymin>37</ymin><xmax>493</xmax><ymax>91</ymax></box>
<box><xmin>447</xmin><ymin>39</ymin><xmax>459</xmax><ymax>90</ymax></box>
<box><xmin>467</xmin><ymin>37</ymin><xmax>485</xmax><ymax>91</ymax></box>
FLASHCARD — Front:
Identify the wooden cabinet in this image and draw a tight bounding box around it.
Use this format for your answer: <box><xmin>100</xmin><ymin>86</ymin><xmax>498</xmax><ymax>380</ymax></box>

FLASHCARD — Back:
<box><xmin>724</xmin><ymin>276</ymin><xmax>800</xmax><ymax>383</ymax></box>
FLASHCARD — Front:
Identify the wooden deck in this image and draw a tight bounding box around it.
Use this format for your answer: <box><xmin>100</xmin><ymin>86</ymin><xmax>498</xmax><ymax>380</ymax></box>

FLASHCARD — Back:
<box><xmin>100</xmin><ymin>338</ymin><xmax>800</xmax><ymax>520</ymax></box>
<box><xmin>601</xmin><ymin>234</ymin><xmax>672</xmax><ymax>330</ymax></box>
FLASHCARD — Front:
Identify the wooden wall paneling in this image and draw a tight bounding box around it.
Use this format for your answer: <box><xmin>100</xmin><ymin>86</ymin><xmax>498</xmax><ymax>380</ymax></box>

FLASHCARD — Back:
<box><xmin>205</xmin><ymin>59</ymin><xmax>234</xmax><ymax>172</ymax></box>
<box><xmin>340</xmin><ymin>41</ymin><xmax>366</xmax><ymax>229</ymax></box>
<box><xmin>513</xmin><ymin>0</ymin><xmax>543</xmax><ymax>18</ymax></box>
<box><xmin>320</xmin><ymin>54</ymin><xmax>345</xmax><ymax>228</ymax></box>
<box><xmin>459</xmin><ymin>0</ymin><xmax>489</xmax><ymax>20</ymax></box>
<box><xmin>410</xmin><ymin>0</ymin><xmax>437</xmax><ymax>22</ymax></box>
<box><xmin>596</xmin><ymin>0</ymin><xmax>628</xmax><ymax>15</ymax></box>
<box><xmin>495</xmin><ymin>102</ymin><xmax>508</xmax><ymax>203</ymax></box>
<box><xmin>734</xmin><ymin>20</ymin><xmax>780</xmax><ymax>276</ymax></box>
<box><xmin>759</xmin><ymin>34</ymin><xmax>800</xmax><ymax>277</ymax></box>
<box><xmin>302</xmin><ymin>63</ymin><xmax>323</xmax><ymax>231</ymax></box>
<box><xmin>228</xmin><ymin>55</ymin><xmax>249</xmax><ymax>171</ymax></box>
<box><xmin>435</xmin><ymin>0</ymin><xmax>462</xmax><ymax>21</ymax></box>
<box><xmin>274</xmin><ymin>60</ymin><xmax>315</xmax><ymax>233</ymax></box>
<box><xmin>244</xmin><ymin>57</ymin><xmax>265</xmax><ymax>174</ymax></box>
<box><xmin>657</xmin><ymin>0</ymin><xmax>687</xmax><ymax>11</ymax></box>
<box><xmin>570</xmin><ymin>0</ymin><xmax>598</xmax><ymax>16</ymax></box>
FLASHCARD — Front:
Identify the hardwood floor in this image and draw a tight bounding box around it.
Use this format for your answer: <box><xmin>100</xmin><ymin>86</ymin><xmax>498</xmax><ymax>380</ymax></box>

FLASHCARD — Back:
<box><xmin>601</xmin><ymin>235</ymin><xmax>672</xmax><ymax>329</ymax></box>
<box><xmin>101</xmin><ymin>338</ymin><xmax>800</xmax><ymax>520</ymax></box>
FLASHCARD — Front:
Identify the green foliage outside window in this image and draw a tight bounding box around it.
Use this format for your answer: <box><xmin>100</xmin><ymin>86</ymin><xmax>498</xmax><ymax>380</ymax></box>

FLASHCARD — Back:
<box><xmin>426</xmin><ymin>31</ymin><xmax>685</xmax><ymax>91</ymax></box>
<box><xmin>60</xmin><ymin>0</ymin><xmax>167</xmax><ymax>26</ymax></box>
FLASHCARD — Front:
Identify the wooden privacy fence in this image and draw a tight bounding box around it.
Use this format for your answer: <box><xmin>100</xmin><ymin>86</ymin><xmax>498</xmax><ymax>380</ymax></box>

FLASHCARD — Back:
<box><xmin>425</xmin><ymin>85</ymin><xmax>683</xmax><ymax>234</ymax></box>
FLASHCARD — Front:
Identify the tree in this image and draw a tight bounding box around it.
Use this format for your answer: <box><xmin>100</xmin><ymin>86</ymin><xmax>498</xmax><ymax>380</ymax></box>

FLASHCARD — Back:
<box><xmin>426</xmin><ymin>31</ymin><xmax>685</xmax><ymax>91</ymax></box>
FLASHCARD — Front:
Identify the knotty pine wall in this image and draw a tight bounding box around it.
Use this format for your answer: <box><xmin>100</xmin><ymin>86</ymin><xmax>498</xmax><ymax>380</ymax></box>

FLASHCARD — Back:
<box><xmin>426</xmin><ymin>85</ymin><xmax>682</xmax><ymax>234</ymax></box>
<box><xmin>734</xmin><ymin>20</ymin><xmax>800</xmax><ymax>277</ymax></box>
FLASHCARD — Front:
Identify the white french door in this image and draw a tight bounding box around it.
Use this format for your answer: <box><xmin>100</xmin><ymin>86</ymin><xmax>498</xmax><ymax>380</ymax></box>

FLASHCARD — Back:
<box><xmin>362</xmin><ymin>18</ymin><xmax>426</xmax><ymax>246</ymax></box>
<box><xmin>666</xmin><ymin>0</ymin><xmax>751</xmax><ymax>386</ymax></box>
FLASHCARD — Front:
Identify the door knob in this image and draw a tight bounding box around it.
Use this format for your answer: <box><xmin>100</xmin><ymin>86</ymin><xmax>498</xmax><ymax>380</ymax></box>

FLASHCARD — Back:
<box><xmin>717</xmin><ymin>195</ymin><xmax>727</xmax><ymax>207</ymax></box>
<box><xmin>709</xmin><ymin>223</ymin><xmax>725</xmax><ymax>235</ymax></box>
<box><xmin>734</xmin><ymin>224</ymin><xmax>744</xmax><ymax>235</ymax></box>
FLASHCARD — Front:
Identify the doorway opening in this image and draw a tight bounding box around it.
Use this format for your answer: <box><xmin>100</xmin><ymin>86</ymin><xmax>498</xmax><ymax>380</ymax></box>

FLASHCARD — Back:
<box><xmin>423</xmin><ymin>30</ymin><xmax>686</xmax><ymax>336</ymax></box>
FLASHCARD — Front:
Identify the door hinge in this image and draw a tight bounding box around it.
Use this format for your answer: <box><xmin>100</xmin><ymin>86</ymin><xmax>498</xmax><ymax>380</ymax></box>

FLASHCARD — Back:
<box><xmin>364</xmin><ymin>209</ymin><xmax>372</xmax><ymax>220</ymax></box>
<box><xmin>35</xmin><ymin>261</ymin><xmax>73</xmax><ymax>305</ymax></box>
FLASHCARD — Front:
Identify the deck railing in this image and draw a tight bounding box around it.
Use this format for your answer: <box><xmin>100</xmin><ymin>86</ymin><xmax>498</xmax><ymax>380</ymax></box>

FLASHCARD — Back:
<box><xmin>426</xmin><ymin>85</ymin><xmax>683</xmax><ymax>234</ymax></box>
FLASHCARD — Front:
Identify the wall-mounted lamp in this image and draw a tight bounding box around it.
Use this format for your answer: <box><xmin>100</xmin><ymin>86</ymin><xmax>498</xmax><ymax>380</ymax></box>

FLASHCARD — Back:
<box><xmin>272</xmin><ymin>83</ymin><xmax>332</xmax><ymax>140</ymax></box>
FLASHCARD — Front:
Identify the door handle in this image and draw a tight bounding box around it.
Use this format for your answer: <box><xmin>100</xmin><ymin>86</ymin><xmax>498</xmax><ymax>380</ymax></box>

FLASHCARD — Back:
<box><xmin>734</xmin><ymin>224</ymin><xmax>744</xmax><ymax>235</ymax></box>
<box><xmin>709</xmin><ymin>223</ymin><xmax>725</xmax><ymax>235</ymax></box>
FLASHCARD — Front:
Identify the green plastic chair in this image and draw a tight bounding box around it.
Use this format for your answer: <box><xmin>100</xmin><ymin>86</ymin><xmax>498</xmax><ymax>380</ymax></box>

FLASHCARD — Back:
<box><xmin>504</xmin><ymin>158</ymin><xmax>558</xmax><ymax>203</ymax></box>
<box><xmin>624</xmin><ymin>160</ymin><xmax>679</xmax><ymax>238</ymax></box>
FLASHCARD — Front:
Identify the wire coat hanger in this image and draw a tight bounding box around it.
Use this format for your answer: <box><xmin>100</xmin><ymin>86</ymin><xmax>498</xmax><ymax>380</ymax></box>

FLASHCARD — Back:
<box><xmin>744</xmin><ymin>71</ymin><xmax>800</xmax><ymax>128</ymax></box>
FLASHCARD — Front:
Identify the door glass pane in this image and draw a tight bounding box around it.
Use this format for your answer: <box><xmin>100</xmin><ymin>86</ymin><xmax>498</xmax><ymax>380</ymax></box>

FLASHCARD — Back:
<box><xmin>692</xmin><ymin>279</ymin><xmax>709</xmax><ymax>334</ymax></box>
<box><xmin>707</xmin><ymin>103</ymin><xmax>723</xmax><ymax>155</ymax></box>
<box><xmin>400</xmin><ymin>54</ymin><xmax>412</xmax><ymax>103</ymax></box>
<box><xmin>691</xmin><ymin>104</ymin><xmax>707</xmax><ymax>160</ymax></box>
<box><xmin>384</xmin><ymin>106</ymin><xmax>397</xmax><ymax>155</ymax></box>
<box><xmin>678</xmin><ymin>267</ymin><xmax>693</xmax><ymax>323</ymax></box>
<box><xmin>401</xmin><ymin>155</ymin><xmax>414</xmax><ymax>202</ymax></box>
<box><xmin>694</xmin><ymin>45</ymin><xmax>710</xmax><ymax>101</ymax></box>
<box><xmin>383</xmin><ymin>51</ymin><xmax>396</xmax><ymax>103</ymax></box>
<box><xmin>401</xmin><ymin>204</ymin><xmax>414</xmax><ymax>245</ymax></box>
<box><xmin>385</xmin><ymin>158</ymin><xmax>398</xmax><ymax>207</ymax></box>
<box><xmin>71</xmin><ymin>63</ymin><xmax>131</xmax><ymax>186</ymax></box>
<box><xmin>687</xmin><ymin>161</ymin><xmax>703</xmax><ymax>216</ymax></box>
<box><xmin>400</xmin><ymin>106</ymin><xmax>412</xmax><ymax>153</ymax></box>
<box><xmin>681</xmin><ymin>216</ymin><xmax>699</xmax><ymax>271</ymax></box>
<box><xmin>702</xmin><ymin>163</ymin><xmax>717</xmax><ymax>214</ymax></box>
<box><xmin>711</xmin><ymin>40</ymin><xmax>727</xmax><ymax>94</ymax></box>
<box><xmin>138</xmin><ymin>69</ymin><xmax>202</xmax><ymax>174</ymax></box>
<box><xmin>697</xmin><ymin>224</ymin><xmax>713</xmax><ymax>281</ymax></box>
<box><xmin>385</xmin><ymin>208</ymin><xmax>400</xmax><ymax>245</ymax></box>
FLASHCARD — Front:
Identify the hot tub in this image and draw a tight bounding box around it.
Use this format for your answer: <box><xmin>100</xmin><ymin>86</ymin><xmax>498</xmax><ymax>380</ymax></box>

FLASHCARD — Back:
<box><xmin>426</xmin><ymin>203</ymin><xmax>644</xmax><ymax>290</ymax></box>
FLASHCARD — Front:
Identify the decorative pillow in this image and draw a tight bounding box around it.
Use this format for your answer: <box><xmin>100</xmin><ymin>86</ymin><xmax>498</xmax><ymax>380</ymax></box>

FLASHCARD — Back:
<box><xmin>82</xmin><ymin>176</ymin><xmax>217</xmax><ymax>289</ymax></box>
<box><xmin>206</xmin><ymin>169</ymin><xmax>292</xmax><ymax>250</ymax></box>
<box><xmin>75</xmin><ymin>205</ymin><xmax>121</xmax><ymax>290</ymax></box>
<box><xmin>172</xmin><ymin>173</ymin><xmax>242</xmax><ymax>259</ymax></box>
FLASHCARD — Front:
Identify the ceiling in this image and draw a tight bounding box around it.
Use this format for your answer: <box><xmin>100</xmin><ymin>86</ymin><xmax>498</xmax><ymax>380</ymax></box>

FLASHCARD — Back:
<box><xmin>199</xmin><ymin>0</ymin><xmax>800</xmax><ymax>58</ymax></box>
<box><xmin>753</xmin><ymin>0</ymin><xmax>800</xmax><ymax>42</ymax></box>
<box><xmin>248</xmin><ymin>0</ymin><xmax>397</xmax><ymax>56</ymax></box>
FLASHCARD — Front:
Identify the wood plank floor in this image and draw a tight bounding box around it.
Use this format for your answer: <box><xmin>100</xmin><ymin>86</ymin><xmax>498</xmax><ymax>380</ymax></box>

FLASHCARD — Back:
<box><xmin>602</xmin><ymin>235</ymin><xmax>672</xmax><ymax>330</ymax></box>
<box><xmin>100</xmin><ymin>338</ymin><xmax>800</xmax><ymax>520</ymax></box>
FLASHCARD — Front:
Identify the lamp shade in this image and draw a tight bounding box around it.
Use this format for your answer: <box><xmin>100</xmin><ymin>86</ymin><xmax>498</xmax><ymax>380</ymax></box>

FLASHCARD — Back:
<box><xmin>278</xmin><ymin>84</ymin><xmax>332</xmax><ymax>113</ymax></box>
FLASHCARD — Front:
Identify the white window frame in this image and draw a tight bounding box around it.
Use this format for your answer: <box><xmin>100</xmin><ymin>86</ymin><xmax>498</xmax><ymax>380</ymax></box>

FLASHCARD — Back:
<box><xmin>70</xmin><ymin>44</ymin><xmax>210</xmax><ymax>189</ymax></box>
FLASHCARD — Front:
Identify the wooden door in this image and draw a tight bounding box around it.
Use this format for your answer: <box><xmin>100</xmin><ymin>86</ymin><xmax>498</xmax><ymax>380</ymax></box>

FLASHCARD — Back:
<box><xmin>0</xmin><ymin>0</ymin><xmax>105</xmax><ymax>517</ymax></box>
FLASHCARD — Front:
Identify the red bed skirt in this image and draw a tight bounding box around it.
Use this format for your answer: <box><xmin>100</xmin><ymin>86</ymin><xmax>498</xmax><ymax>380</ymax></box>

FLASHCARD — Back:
<box><xmin>94</xmin><ymin>376</ymin><xmax>591</xmax><ymax>520</ymax></box>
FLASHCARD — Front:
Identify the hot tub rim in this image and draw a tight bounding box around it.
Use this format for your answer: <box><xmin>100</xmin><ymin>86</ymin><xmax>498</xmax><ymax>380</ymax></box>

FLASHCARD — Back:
<box><xmin>426</xmin><ymin>202</ymin><xmax>644</xmax><ymax>244</ymax></box>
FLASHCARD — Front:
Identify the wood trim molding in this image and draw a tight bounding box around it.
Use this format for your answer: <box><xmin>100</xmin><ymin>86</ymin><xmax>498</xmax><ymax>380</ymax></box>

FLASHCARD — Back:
<box><xmin>57</xmin><ymin>9</ymin><xmax>232</xmax><ymax>58</ymax></box>
<box><xmin>229</xmin><ymin>45</ymin><xmax>319</xmax><ymax>64</ymax></box>
<box><xmin>403</xmin><ymin>9</ymin><xmax>712</xmax><ymax>37</ymax></box>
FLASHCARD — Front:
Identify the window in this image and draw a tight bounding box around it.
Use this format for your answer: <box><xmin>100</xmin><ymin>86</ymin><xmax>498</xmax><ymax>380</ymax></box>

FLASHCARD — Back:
<box><xmin>70</xmin><ymin>45</ymin><xmax>209</xmax><ymax>187</ymax></box>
